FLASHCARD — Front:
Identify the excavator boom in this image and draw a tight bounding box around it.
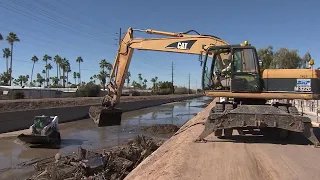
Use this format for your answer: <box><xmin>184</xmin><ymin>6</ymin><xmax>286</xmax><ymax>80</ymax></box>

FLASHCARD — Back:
<box><xmin>89</xmin><ymin>27</ymin><xmax>229</xmax><ymax>126</ymax></box>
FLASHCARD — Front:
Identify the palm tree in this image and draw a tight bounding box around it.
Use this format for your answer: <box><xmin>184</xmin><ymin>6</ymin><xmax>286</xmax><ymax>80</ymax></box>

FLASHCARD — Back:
<box><xmin>13</xmin><ymin>75</ymin><xmax>29</xmax><ymax>86</ymax></box>
<box><xmin>106</xmin><ymin>62</ymin><xmax>112</xmax><ymax>73</ymax></box>
<box><xmin>0</xmin><ymin>71</ymin><xmax>10</xmax><ymax>85</ymax></box>
<box><xmin>6</xmin><ymin>32</ymin><xmax>20</xmax><ymax>85</ymax></box>
<box><xmin>73</xmin><ymin>72</ymin><xmax>77</xmax><ymax>85</ymax></box>
<box><xmin>36</xmin><ymin>73</ymin><xmax>44</xmax><ymax>87</ymax></box>
<box><xmin>76</xmin><ymin>56</ymin><xmax>83</xmax><ymax>83</ymax></box>
<box><xmin>54</xmin><ymin>55</ymin><xmax>61</xmax><ymax>84</ymax></box>
<box><xmin>76</xmin><ymin>72</ymin><xmax>80</xmax><ymax>85</ymax></box>
<box><xmin>30</xmin><ymin>55</ymin><xmax>39</xmax><ymax>83</ymax></box>
<box><xmin>126</xmin><ymin>71</ymin><xmax>131</xmax><ymax>87</ymax></box>
<box><xmin>97</xmin><ymin>70</ymin><xmax>107</xmax><ymax>90</ymax></box>
<box><xmin>66</xmin><ymin>66</ymin><xmax>71</xmax><ymax>87</ymax></box>
<box><xmin>43</xmin><ymin>54</ymin><xmax>51</xmax><ymax>86</ymax></box>
<box><xmin>138</xmin><ymin>73</ymin><xmax>142</xmax><ymax>85</ymax></box>
<box><xmin>151</xmin><ymin>78</ymin><xmax>156</xmax><ymax>91</ymax></box>
<box><xmin>100</xmin><ymin>59</ymin><xmax>107</xmax><ymax>71</ymax></box>
<box><xmin>143</xmin><ymin>79</ymin><xmax>148</xmax><ymax>89</ymax></box>
<box><xmin>45</xmin><ymin>63</ymin><xmax>53</xmax><ymax>86</ymax></box>
<box><xmin>51</xmin><ymin>77</ymin><xmax>59</xmax><ymax>86</ymax></box>
<box><xmin>2</xmin><ymin>48</ymin><xmax>11</xmax><ymax>72</ymax></box>
<box><xmin>60</xmin><ymin>58</ymin><xmax>68</xmax><ymax>87</ymax></box>
<box><xmin>155</xmin><ymin>76</ymin><xmax>158</xmax><ymax>91</ymax></box>
<box><xmin>42</xmin><ymin>69</ymin><xmax>46</xmax><ymax>85</ymax></box>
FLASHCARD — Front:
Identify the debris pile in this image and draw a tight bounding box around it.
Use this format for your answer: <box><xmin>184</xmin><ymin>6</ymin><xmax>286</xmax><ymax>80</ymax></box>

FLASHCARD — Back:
<box><xmin>142</xmin><ymin>124</ymin><xmax>180</xmax><ymax>135</ymax></box>
<box><xmin>27</xmin><ymin>135</ymin><xmax>164</xmax><ymax>180</ymax></box>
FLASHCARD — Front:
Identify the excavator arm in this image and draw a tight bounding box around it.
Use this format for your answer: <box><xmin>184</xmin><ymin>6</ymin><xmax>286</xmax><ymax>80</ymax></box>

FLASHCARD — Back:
<box><xmin>89</xmin><ymin>27</ymin><xmax>229</xmax><ymax>126</ymax></box>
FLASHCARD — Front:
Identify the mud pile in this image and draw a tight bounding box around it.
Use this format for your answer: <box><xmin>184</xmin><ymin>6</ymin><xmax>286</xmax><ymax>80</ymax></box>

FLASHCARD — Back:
<box><xmin>141</xmin><ymin>124</ymin><xmax>180</xmax><ymax>135</ymax></box>
<box><xmin>27</xmin><ymin>135</ymin><xmax>164</xmax><ymax>180</ymax></box>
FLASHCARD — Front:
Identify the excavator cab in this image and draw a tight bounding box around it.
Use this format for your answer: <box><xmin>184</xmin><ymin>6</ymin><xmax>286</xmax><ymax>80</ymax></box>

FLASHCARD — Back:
<box><xmin>202</xmin><ymin>43</ymin><xmax>263</xmax><ymax>93</ymax></box>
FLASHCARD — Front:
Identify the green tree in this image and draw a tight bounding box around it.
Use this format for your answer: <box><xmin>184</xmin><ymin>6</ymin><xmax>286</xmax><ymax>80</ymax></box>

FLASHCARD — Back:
<box><xmin>45</xmin><ymin>63</ymin><xmax>53</xmax><ymax>85</ymax></box>
<box><xmin>60</xmin><ymin>58</ymin><xmax>69</xmax><ymax>87</ymax></box>
<box><xmin>151</xmin><ymin>78</ymin><xmax>156</xmax><ymax>91</ymax></box>
<box><xmin>54</xmin><ymin>55</ymin><xmax>62</xmax><ymax>84</ymax></box>
<box><xmin>273</xmin><ymin>48</ymin><xmax>302</xmax><ymax>69</ymax></box>
<box><xmin>126</xmin><ymin>71</ymin><xmax>131</xmax><ymax>87</ymax></box>
<box><xmin>99</xmin><ymin>59</ymin><xmax>108</xmax><ymax>71</ymax></box>
<box><xmin>76</xmin><ymin>72</ymin><xmax>80</xmax><ymax>85</ymax></box>
<box><xmin>13</xmin><ymin>75</ymin><xmax>29</xmax><ymax>86</ymax></box>
<box><xmin>43</xmin><ymin>54</ymin><xmax>52</xmax><ymax>86</ymax></box>
<box><xmin>2</xmin><ymin>48</ymin><xmax>11</xmax><ymax>73</ymax></box>
<box><xmin>97</xmin><ymin>70</ymin><xmax>107</xmax><ymax>90</ymax></box>
<box><xmin>66</xmin><ymin>65</ymin><xmax>71</xmax><ymax>87</ymax></box>
<box><xmin>30</xmin><ymin>55</ymin><xmax>39</xmax><ymax>83</ymax></box>
<box><xmin>76</xmin><ymin>56</ymin><xmax>83</xmax><ymax>83</ymax></box>
<box><xmin>143</xmin><ymin>79</ymin><xmax>148</xmax><ymax>89</ymax></box>
<box><xmin>73</xmin><ymin>72</ymin><xmax>77</xmax><ymax>85</ymax></box>
<box><xmin>0</xmin><ymin>71</ymin><xmax>10</xmax><ymax>85</ymax></box>
<box><xmin>6</xmin><ymin>32</ymin><xmax>20</xmax><ymax>85</ymax></box>
<box><xmin>138</xmin><ymin>73</ymin><xmax>142</xmax><ymax>85</ymax></box>
<box><xmin>257</xmin><ymin>46</ymin><xmax>274</xmax><ymax>70</ymax></box>
<box><xmin>41</xmin><ymin>69</ymin><xmax>46</xmax><ymax>86</ymax></box>
<box><xmin>51</xmin><ymin>76</ymin><xmax>59</xmax><ymax>86</ymax></box>
<box><xmin>302</xmin><ymin>52</ymin><xmax>312</xmax><ymax>68</ymax></box>
<box><xmin>36</xmin><ymin>73</ymin><xmax>45</xmax><ymax>87</ymax></box>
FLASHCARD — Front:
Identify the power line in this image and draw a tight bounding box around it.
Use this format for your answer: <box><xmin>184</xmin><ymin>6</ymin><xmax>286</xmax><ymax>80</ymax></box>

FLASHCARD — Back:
<box><xmin>35</xmin><ymin>0</ymin><xmax>114</xmax><ymax>36</ymax></box>
<box><xmin>55</xmin><ymin>0</ymin><xmax>117</xmax><ymax>34</ymax></box>
<box><xmin>0</xmin><ymin>0</ymin><xmax>114</xmax><ymax>42</ymax></box>
<box><xmin>188</xmin><ymin>73</ymin><xmax>191</xmax><ymax>94</ymax></box>
<box><xmin>171</xmin><ymin>61</ymin><xmax>174</xmax><ymax>94</ymax></box>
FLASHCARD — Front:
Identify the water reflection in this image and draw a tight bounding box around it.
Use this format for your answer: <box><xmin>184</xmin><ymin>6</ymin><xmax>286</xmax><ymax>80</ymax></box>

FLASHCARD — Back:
<box><xmin>0</xmin><ymin>96</ymin><xmax>212</xmax><ymax>171</ymax></box>
<box><xmin>122</xmin><ymin>96</ymin><xmax>209</xmax><ymax>127</ymax></box>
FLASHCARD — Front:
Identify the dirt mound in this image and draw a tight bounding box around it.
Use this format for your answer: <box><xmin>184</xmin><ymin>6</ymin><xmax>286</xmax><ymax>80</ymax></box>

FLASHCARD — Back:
<box><xmin>26</xmin><ymin>135</ymin><xmax>164</xmax><ymax>180</ymax></box>
<box><xmin>142</xmin><ymin>124</ymin><xmax>180</xmax><ymax>135</ymax></box>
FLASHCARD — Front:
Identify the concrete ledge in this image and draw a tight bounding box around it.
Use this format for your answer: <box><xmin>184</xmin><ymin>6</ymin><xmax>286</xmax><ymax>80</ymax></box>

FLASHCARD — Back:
<box><xmin>0</xmin><ymin>94</ymin><xmax>202</xmax><ymax>133</ymax></box>
<box><xmin>125</xmin><ymin>98</ymin><xmax>218</xmax><ymax>180</ymax></box>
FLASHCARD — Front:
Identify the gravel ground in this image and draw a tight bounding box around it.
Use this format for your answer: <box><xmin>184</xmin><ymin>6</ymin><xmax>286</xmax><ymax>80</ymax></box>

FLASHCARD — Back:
<box><xmin>0</xmin><ymin>95</ymin><xmax>199</xmax><ymax>113</ymax></box>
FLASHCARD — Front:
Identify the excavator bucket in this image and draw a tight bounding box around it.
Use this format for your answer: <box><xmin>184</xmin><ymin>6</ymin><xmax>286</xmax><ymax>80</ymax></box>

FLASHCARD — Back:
<box><xmin>89</xmin><ymin>106</ymin><xmax>123</xmax><ymax>127</ymax></box>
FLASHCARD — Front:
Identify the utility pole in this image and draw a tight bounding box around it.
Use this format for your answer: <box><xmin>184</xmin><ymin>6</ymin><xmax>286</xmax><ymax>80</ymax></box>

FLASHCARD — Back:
<box><xmin>188</xmin><ymin>73</ymin><xmax>191</xmax><ymax>94</ymax></box>
<box><xmin>171</xmin><ymin>61</ymin><xmax>174</xmax><ymax>94</ymax></box>
<box><xmin>196</xmin><ymin>80</ymin><xmax>197</xmax><ymax>94</ymax></box>
<box><xmin>118</xmin><ymin>28</ymin><xmax>122</xmax><ymax>46</ymax></box>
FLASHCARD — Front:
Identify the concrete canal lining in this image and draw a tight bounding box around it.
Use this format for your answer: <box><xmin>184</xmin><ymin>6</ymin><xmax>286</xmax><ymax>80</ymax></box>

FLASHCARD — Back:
<box><xmin>0</xmin><ymin>94</ymin><xmax>202</xmax><ymax>133</ymax></box>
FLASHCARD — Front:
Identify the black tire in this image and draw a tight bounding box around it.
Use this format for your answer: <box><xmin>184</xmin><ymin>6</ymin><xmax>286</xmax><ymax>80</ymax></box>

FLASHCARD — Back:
<box><xmin>56</xmin><ymin>132</ymin><xmax>61</xmax><ymax>142</ymax></box>
<box><xmin>49</xmin><ymin>131</ymin><xmax>61</xmax><ymax>144</ymax></box>
<box><xmin>224</xmin><ymin>128</ymin><xmax>233</xmax><ymax>137</ymax></box>
<box><xmin>214</xmin><ymin>129</ymin><xmax>223</xmax><ymax>136</ymax></box>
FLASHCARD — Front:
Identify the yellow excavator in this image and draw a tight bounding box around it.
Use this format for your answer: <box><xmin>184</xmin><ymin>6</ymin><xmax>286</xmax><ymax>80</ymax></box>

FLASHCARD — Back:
<box><xmin>89</xmin><ymin>27</ymin><xmax>320</xmax><ymax>146</ymax></box>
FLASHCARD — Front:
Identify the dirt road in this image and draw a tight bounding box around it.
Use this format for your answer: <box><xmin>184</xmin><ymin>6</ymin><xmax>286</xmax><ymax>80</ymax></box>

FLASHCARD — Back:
<box><xmin>126</xmin><ymin>98</ymin><xmax>320</xmax><ymax>180</ymax></box>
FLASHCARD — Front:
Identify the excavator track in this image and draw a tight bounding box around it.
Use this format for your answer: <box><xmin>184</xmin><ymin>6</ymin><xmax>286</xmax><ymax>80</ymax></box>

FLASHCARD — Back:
<box><xmin>195</xmin><ymin>102</ymin><xmax>320</xmax><ymax>147</ymax></box>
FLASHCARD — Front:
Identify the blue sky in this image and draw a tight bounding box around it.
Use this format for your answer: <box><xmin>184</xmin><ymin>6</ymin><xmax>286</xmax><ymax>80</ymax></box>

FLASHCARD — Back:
<box><xmin>0</xmin><ymin>0</ymin><xmax>319</xmax><ymax>89</ymax></box>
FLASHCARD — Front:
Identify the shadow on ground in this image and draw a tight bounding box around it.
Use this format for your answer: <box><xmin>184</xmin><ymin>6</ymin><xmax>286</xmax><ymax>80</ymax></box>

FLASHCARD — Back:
<box><xmin>201</xmin><ymin>128</ymin><xmax>320</xmax><ymax>146</ymax></box>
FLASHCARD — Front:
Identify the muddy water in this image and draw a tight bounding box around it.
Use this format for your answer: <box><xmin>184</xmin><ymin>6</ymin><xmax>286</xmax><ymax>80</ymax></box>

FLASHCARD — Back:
<box><xmin>0</xmin><ymin>96</ymin><xmax>212</xmax><ymax>173</ymax></box>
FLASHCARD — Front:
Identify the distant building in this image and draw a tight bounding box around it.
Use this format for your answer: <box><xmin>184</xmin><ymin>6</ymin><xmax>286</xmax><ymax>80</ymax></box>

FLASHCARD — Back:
<box><xmin>0</xmin><ymin>86</ymin><xmax>63</xmax><ymax>99</ymax></box>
